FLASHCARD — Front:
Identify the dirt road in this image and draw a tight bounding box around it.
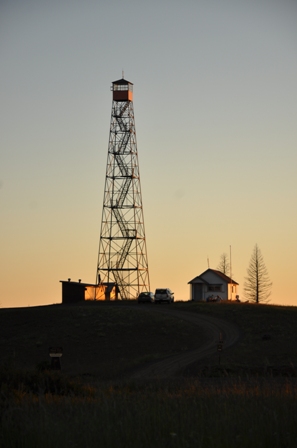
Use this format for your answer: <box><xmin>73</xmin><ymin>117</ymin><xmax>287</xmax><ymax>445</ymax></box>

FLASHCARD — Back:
<box><xmin>130</xmin><ymin>307</ymin><xmax>240</xmax><ymax>379</ymax></box>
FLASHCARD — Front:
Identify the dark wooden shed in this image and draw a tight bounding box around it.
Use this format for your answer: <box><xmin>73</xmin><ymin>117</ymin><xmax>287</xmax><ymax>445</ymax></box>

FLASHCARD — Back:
<box><xmin>60</xmin><ymin>279</ymin><xmax>118</xmax><ymax>303</ymax></box>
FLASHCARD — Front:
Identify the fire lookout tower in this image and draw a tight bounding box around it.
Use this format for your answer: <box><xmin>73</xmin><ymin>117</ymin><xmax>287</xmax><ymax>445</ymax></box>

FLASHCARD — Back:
<box><xmin>97</xmin><ymin>77</ymin><xmax>150</xmax><ymax>300</ymax></box>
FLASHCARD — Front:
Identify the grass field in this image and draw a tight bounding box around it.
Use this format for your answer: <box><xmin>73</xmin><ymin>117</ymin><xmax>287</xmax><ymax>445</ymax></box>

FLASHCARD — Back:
<box><xmin>1</xmin><ymin>372</ymin><xmax>297</xmax><ymax>447</ymax></box>
<box><xmin>1</xmin><ymin>301</ymin><xmax>297</xmax><ymax>447</ymax></box>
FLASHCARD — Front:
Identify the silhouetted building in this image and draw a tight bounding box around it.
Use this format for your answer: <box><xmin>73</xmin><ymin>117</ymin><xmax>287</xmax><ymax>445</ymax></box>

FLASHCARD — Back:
<box><xmin>60</xmin><ymin>279</ymin><xmax>118</xmax><ymax>303</ymax></box>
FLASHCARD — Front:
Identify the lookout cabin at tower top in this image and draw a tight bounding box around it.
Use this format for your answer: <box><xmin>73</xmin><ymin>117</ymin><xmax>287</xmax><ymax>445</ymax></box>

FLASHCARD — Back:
<box><xmin>112</xmin><ymin>78</ymin><xmax>133</xmax><ymax>102</ymax></box>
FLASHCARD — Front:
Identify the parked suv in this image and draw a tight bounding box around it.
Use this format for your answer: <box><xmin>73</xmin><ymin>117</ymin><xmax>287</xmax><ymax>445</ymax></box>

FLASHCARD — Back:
<box><xmin>154</xmin><ymin>288</ymin><xmax>174</xmax><ymax>304</ymax></box>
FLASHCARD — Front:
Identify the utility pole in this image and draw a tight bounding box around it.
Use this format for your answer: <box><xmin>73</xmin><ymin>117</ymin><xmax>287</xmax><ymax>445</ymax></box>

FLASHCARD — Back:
<box><xmin>230</xmin><ymin>245</ymin><xmax>233</xmax><ymax>300</ymax></box>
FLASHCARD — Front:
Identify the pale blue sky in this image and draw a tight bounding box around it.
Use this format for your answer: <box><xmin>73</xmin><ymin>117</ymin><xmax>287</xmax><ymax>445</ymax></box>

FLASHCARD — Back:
<box><xmin>1</xmin><ymin>0</ymin><xmax>297</xmax><ymax>307</ymax></box>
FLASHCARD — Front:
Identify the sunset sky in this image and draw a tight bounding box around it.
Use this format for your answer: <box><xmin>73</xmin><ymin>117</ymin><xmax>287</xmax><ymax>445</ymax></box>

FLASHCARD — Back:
<box><xmin>1</xmin><ymin>0</ymin><xmax>297</xmax><ymax>308</ymax></box>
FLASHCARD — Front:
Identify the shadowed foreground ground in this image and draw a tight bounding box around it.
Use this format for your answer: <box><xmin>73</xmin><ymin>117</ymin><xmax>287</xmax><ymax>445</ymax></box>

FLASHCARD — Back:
<box><xmin>1</xmin><ymin>301</ymin><xmax>297</xmax><ymax>380</ymax></box>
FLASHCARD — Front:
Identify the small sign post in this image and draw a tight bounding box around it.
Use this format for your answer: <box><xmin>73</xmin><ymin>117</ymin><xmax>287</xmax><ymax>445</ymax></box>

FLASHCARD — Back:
<box><xmin>217</xmin><ymin>332</ymin><xmax>224</xmax><ymax>365</ymax></box>
<box><xmin>49</xmin><ymin>347</ymin><xmax>63</xmax><ymax>370</ymax></box>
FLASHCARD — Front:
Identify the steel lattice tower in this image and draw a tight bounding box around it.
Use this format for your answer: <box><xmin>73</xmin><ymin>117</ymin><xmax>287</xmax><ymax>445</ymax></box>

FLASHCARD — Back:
<box><xmin>97</xmin><ymin>77</ymin><xmax>150</xmax><ymax>300</ymax></box>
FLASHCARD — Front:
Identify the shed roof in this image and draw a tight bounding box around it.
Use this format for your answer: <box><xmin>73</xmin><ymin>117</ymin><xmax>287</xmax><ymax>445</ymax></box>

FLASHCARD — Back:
<box><xmin>60</xmin><ymin>280</ymin><xmax>116</xmax><ymax>288</ymax></box>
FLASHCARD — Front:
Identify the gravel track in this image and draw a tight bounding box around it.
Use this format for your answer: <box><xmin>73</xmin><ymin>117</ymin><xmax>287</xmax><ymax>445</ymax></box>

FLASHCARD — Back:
<box><xmin>130</xmin><ymin>306</ymin><xmax>240</xmax><ymax>379</ymax></box>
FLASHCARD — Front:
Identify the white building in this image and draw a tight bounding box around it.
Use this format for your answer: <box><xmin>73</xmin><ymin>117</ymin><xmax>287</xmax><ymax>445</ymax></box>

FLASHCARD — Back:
<box><xmin>188</xmin><ymin>269</ymin><xmax>239</xmax><ymax>301</ymax></box>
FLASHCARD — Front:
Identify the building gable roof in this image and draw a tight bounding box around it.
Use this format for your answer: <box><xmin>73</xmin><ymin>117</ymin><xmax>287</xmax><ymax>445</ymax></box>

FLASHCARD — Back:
<box><xmin>188</xmin><ymin>268</ymin><xmax>238</xmax><ymax>285</ymax></box>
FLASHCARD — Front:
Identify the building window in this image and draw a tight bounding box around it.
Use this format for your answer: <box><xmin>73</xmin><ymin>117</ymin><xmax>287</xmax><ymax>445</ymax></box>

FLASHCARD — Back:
<box><xmin>208</xmin><ymin>285</ymin><xmax>222</xmax><ymax>292</ymax></box>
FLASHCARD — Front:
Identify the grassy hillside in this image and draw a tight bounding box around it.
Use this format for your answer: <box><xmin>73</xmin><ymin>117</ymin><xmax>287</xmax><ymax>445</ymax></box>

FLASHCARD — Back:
<box><xmin>1</xmin><ymin>301</ymin><xmax>297</xmax><ymax>379</ymax></box>
<box><xmin>1</xmin><ymin>301</ymin><xmax>297</xmax><ymax>447</ymax></box>
<box><xmin>0</xmin><ymin>302</ymin><xmax>206</xmax><ymax>380</ymax></box>
<box><xmin>175</xmin><ymin>301</ymin><xmax>297</xmax><ymax>375</ymax></box>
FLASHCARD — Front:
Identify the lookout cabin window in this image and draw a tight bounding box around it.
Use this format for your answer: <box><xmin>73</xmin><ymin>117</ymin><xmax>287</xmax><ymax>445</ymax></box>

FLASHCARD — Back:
<box><xmin>113</xmin><ymin>84</ymin><xmax>133</xmax><ymax>91</ymax></box>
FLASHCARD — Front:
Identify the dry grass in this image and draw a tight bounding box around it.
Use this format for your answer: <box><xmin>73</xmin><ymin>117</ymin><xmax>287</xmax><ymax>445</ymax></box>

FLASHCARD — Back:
<box><xmin>1</xmin><ymin>374</ymin><xmax>297</xmax><ymax>447</ymax></box>
<box><xmin>1</xmin><ymin>301</ymin><xmax>297</xmax><ymax>446</ymax></box>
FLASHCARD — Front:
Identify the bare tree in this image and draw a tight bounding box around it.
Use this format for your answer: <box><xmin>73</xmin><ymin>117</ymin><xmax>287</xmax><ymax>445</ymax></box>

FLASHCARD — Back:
<box><xmin>217</xmin><ymin>253</ymin><xmax>230</xmax><ymax>275</ymax></box>
<box><xmin>244</xmin><ymin>244</ymin><xmax>272</xmax><ymax>303</ymax></box>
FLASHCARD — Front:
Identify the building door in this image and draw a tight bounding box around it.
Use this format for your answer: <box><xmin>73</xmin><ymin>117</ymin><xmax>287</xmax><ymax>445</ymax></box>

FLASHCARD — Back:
<box><xmin>193</xmin><ymin>284</ymin><xmax>203</xmax><ymax>301</ymax></box>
